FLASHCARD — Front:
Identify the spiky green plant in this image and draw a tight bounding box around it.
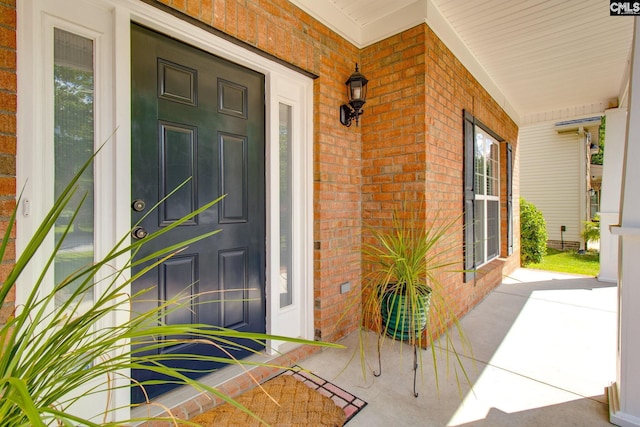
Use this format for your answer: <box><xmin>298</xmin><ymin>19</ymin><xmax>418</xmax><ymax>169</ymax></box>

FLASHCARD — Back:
<box><xmin>0</xmin><ymin>151</ymin><xmax>338</xmax><ymax>426</ymax></box>
<box><xmin>354</xmin><ymin>203</ymin><xmax>473</xmax><ymax>395</ymax></box>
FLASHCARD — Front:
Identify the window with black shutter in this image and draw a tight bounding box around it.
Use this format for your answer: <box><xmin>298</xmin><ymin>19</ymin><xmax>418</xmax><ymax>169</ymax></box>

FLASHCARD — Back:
<box><xmin>463</xmin><ymin>110</ymin><xmax>507</xmax><ymax>282</ymax></box>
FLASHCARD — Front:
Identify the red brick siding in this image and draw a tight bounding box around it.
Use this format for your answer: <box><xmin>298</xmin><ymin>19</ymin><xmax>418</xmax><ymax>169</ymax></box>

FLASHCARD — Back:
<box><xmin>0</xmin><ymin>0</ymin><xmax>16</xmax><ymax>326</ymax></box>
<box><xmin>361</xmin><ymin>24</ymin><xmax>519</xmax><ymax>327</ymax></box>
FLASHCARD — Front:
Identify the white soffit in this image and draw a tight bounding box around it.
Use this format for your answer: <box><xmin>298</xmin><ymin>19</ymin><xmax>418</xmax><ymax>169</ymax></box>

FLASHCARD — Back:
<box><xmin>288</xmin><ymin>0</ymin><xmax>427</xmax><ymax>47</ymax></box>
<box><xmin>288</xmin><ymin>0</ymin><xmax>518</xmax><ymax>121</ymax></box>
<box><xmin>432</xmin><ymin>0</ymin><xmax>633</xmax><ymax>121</ymax></box>
<box><xmin>287</xmin><ymin>0</ymin><xmax>633</xmax><ymax>126</ymax></box>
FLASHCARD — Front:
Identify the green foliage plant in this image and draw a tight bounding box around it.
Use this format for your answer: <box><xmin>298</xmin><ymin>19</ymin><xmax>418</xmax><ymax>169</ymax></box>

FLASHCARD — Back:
<box><xmin>0</xmin><ymin>151</ymin><xmax>338</xmax><ymax>426</ymax></box>
<box><xmin>520</xmin><ymin>198</ymin><xmax>548</xmax><ymax>266</ymax></box>
<box><xmin>582</xmin><ymin>215</ymin><xmax>600</xmax><ymax>246</ymax></box>
<box><xmin>353</xmin><ymin>202</ymin><xmax>472</xmax><ymax>395</ymax></box>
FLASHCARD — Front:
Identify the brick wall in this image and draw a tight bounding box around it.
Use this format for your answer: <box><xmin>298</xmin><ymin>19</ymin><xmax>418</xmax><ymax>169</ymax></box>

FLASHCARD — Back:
<box><xmin>548</xmin><ymin>239</ymin><xmax>580</xmax><ymax>251</ymax></box>
<box><xmin>359</xmin><ymin>26</ymin><xmax>429</xmax><ymax>327</ymax></box>
<box><xmin>0</xmin><ymin>0</ymin><xmax>16</xmax><ymax>325</ymax></box>
<box><xmin>361</xmin><ymin>24</ymin><xmax>519</xmax><ymax>326</ymax></box>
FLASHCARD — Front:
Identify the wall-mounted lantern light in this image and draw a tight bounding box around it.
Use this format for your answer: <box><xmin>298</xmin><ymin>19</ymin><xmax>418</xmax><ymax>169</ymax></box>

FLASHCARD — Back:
<box><xmin>340</xmin><ymin>63</ymin><xmax>368</xmax><ymax>127</ymax></box>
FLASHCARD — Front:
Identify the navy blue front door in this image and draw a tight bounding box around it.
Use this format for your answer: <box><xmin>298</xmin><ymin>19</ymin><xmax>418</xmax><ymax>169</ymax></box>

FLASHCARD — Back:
<box><xmin>130</xmin><ymin>24</ymin><xmax>266</xmax><ymax>403</ymax></box>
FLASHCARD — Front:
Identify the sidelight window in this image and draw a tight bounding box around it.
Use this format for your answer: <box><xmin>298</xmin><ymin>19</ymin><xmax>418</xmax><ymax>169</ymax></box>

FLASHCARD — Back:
<box><xmin>53</xmin><ymin>28</ymin><xmax>95</xmax><ymax>311</ymax></box>
<box><xmin>279</xmin><ymin>103</ymin><xmax>293</xmax><ymax>308</ymax></box>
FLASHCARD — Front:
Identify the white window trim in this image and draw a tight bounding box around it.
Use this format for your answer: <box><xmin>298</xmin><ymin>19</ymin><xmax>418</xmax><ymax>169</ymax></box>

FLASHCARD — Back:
<box><xmin>17</xmin><ymin>0</ymin><xmax>314</xmax><ymax>420</ymax></box>
<box><xmin>474</xmin><ymin>128</ymin><xmax>501</xmax><ymax>267</ymax></box>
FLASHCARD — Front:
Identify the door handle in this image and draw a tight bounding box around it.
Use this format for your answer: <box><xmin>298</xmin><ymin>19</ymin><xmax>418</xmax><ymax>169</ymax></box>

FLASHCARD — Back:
<box><xmin>131</xmin><ymin>226</ymin><xmax>148</xmax><ymax>240</ymax></box>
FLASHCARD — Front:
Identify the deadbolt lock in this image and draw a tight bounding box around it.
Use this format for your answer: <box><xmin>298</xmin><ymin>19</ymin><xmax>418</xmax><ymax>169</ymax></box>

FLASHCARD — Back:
<box><xmin>132</xmin><ymin>199</ymin><xmax>146</xmax><ymax>212</ymax></box>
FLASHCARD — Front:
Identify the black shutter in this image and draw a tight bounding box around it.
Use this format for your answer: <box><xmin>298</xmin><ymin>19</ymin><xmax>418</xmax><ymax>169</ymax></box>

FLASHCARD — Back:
<box><xmin>506</xmin><ymin>143</ymin><xmax>513</xmax><ymax>256</ymax></box>
<box><xmin>463</xmin><ymin>110</ymin><xmax>476</xmax><ymax>282</ymax></box>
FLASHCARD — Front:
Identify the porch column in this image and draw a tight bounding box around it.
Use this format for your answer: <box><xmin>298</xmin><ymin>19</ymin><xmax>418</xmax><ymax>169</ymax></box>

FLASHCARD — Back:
<box><xmin>608</xmin><ymin>17</ymin><xmax>640</xmax><ymax>427</ymax></box>
<box><xmin>598</xmin><ymin>108</ymin><xmax>626</xmax><ymax>283</ymax></box>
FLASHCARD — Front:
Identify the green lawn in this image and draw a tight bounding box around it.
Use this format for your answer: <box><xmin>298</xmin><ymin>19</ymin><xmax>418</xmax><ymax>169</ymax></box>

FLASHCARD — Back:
<box><xmin>527</xmin><ymin>247</ymin><xmax>600</xmax><ymax>276</ymax></box>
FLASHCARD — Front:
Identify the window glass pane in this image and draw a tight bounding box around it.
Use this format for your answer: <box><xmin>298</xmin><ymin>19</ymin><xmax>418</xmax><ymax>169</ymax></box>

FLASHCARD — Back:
<box><xmin>475</xmin><ymin>133</ymin><xmax>485</xmax><ymax>195</ymax></box>
<box><xmin>590</xmin><ymin>191</ymin><xmax>599</xmax><ymax>220</ymax></box>
<box><xmin>487</xmin><ymin>141</ymin><xmax>500</xmax><ymax>196</ymax></box>
<box><xmin>53</xmin><ymin>29</ymin><xmax>94</xmax><ymax>311</ymax></box>
<box><xmin>474</xmin><ymin>200</ymin><xmax>485</xmax><ymax>266</ymax></box>
<box><xmin>487</xmin><ymin>200</ymin><xmax>500</xmax><ymax>258</ymax></box>
<box><xmin>279</xmin><ymin>103</ymin><xmax>293</xmax><ymax>308</ymax></box>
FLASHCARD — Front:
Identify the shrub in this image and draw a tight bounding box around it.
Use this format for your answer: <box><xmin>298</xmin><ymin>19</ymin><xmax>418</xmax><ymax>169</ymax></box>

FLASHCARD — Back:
<box><xmin>520</xmin><ymin>198</ymin><xmax>548</xmax><ymax>266</ymax></box>
<box><xmin>582</xmin><ymin>215</ymin><xmax>600</xmax><ymax>246</ymax></box>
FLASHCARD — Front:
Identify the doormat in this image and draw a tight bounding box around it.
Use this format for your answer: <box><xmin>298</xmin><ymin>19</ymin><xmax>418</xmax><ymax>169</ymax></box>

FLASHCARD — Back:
<box><xmin>187</xmin><ymin>367</ymin><xmax>367</xmax><ymax>426</ymax></box>
<box><xmin>281</xmin><ymin>367</ymin><xmax>367</xmax><ymax>424</ymax></box>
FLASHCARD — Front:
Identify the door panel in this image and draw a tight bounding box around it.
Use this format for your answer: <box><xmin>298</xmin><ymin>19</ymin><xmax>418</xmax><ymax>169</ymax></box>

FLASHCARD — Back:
<box><xmin>130</xmin><ymin>23</ymin><xmax>265</xmax><ymax>403</ymax></box>
<box><xmin>219</xmin><ymin>248</ymin><xmax>249</xmax><ymax>328</ymax></box>
<box><xmin>159</xmin><ymin>122</ymin><xmax>197</xmax><ymax>224</ymax></box>
<box><xmin>220</xmin><ymin>133</ymin><xmax>248</xmax><ymax>222</ymax></box>
<box><xmin>160</xmin><ymin>255</ymin><xmax>198</xmax><ymax>328</ymax></box>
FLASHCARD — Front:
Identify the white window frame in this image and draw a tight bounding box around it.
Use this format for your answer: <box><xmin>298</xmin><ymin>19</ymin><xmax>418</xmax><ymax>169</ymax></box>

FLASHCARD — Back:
<box><xmin>17</xmin><ymin>0</ymin><xmax>314</xmax><ymax>420</ymax></box>
<box><xmin>474</xmin><ymin>127</ymin><xmax>501</xmax><ymax>266</ymax></box>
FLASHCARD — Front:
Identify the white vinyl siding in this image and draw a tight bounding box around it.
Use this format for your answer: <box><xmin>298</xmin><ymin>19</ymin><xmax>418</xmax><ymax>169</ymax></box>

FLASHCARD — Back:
<box><xmin>519</xmin><ymin>120</ymin><xmax>582</xmax><ymax>244</ymax></box>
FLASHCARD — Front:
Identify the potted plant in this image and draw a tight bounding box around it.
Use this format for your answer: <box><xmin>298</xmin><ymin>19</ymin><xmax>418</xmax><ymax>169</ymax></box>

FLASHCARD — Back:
<box><xmin>357</xmin><ymin>201</ymin><xmax>471</xmax><ymax>397</ymax></box>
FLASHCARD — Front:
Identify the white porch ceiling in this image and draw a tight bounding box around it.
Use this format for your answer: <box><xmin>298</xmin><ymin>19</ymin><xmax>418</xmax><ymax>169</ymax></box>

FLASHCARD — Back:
<box><xmin>288</xmin><ymin>0</ymin><xmax>634</xmax><ymax>125</ymax></box>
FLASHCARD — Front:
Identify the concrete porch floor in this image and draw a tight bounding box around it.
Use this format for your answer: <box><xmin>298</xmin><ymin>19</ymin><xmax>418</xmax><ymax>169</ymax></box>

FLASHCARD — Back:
<box><xmin>300</xmin><ymin>268</ymin><xmax>617</xmax><ymax>426</ymax></box>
